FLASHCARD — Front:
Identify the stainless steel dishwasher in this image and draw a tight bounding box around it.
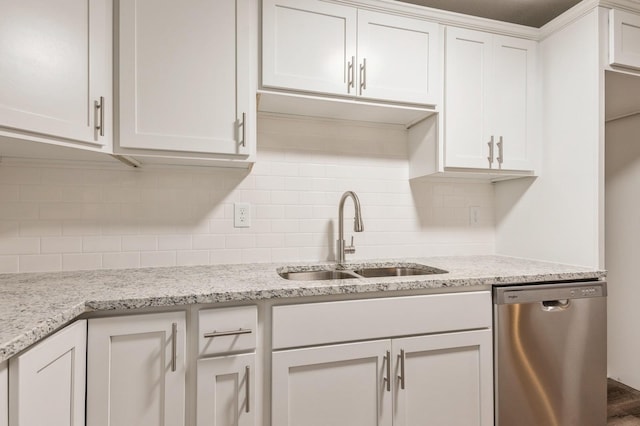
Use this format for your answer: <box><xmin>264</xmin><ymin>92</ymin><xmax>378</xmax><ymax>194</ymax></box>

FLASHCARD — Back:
<box><xmin>494</xmin><ymin>281</ymin><xmax>607</xmax><ymax>426</ymax></box>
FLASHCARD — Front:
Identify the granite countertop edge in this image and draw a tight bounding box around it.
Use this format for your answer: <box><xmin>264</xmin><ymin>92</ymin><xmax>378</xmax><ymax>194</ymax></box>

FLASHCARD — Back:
<box><xmin>0</xmin><ymin>255</ymin><xmax>606</xmax><ymax>362</ymax></box>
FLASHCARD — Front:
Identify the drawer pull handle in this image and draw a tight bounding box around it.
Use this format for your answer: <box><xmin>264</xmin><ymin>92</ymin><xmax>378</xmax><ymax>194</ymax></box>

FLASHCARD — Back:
<box><xmin>203</xmin><ymin>328</ymin><xmax>252</xmax><ymax>339</ymax></box>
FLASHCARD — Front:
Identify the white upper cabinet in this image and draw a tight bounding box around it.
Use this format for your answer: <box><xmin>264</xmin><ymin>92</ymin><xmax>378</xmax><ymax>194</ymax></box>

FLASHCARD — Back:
<box><xmin>262</xmin><ymin>0</ymin><xmax>440</xmax><ymax>105</ymax></box>
<box><xmin>0</xmin><ymin>0</ymin><xmax>111</xmax><ymax>149</ymax></box>
<box><xmin>9</xmin><ymin>320</ymin><xmax>87</xmax><ymax>426</ymax></box>
<box><xmin>609</xmin><ymin>9</ymin><xmax>640</xmax><ymax>71</ymax></box>
<box><xmin>357</xmin><ymin>10</ymin><xmax>439</xmax><ymax>104</ymax></box>
<box><xmin>116</xmin><ymin>0</ymin><xmax>255</xmax><ymax>159</ymax></box>
<box><xmin>262</xmin><ymin>0</ymin><xmax>357</xmax><ymax>96</ymax></box>
<box><xmin>444</xmin><ymin>27</ymin><xmax>536</xmax><ymax>171</ymax></box>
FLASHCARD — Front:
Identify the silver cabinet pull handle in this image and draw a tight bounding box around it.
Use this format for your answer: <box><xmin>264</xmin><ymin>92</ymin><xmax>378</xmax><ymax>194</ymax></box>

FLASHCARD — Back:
<box><xmin>245</xmin><ymin>365</ymin><xmax>250</xmax><ymax>413</ymax></box>
<box><xmin>239</xmin><ymin>112</ymin><xmax>247</xmax><ymax>147</ymax></box>
<box><xmin>497</xmin><ymin>136</ymin><xmax>504</xmax><ymax>167</ymax></box>
<box><xmin>203</xmin><ymin>328</ymin><xmax>252</xmax><ymax>339</ymax></box>
<box><xmin>94</xmin><ymin>96</ymin><xmax>105</xmax><ymax>137</ymax></box>
<box><xmin>360</xmin><ymin>58</ymin><xmax>367</xmax><ymax>94</ymax></box>
<box><xmin>348</xmin><ymin>56</ymin><xmax>355</xmax><ymax>93</ymax></box>
<box><xmin>487</xmin><ymin>135</ymin><xmax>495</xmax><ymax>167</ymax></box>
<box><xmin>171</xmin><ymin>322</ymin><xmax>177</xmax><ymax>372</ymax></box>
<box><xmin>384</xmin><ymin>350</ymin><xmax>391</xmax><ymax>392</ymax></box>
<box><xmin>398</xmin><ymin>349</ymin><xmax>405</xmax><ymax>390</ymax></box>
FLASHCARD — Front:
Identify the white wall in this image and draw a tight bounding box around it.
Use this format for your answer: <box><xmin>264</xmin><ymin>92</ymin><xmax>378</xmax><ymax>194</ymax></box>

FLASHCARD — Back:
<box><xmin>0</xmin><ymin>115</ymin><xmax>495</xmax><ymax>273</ymax></box>
<box><xmin>495</xmin><ymin>9</ymin><xmax>603</xmax><ymax>268</ymax></box>
<box><xmin>606</xmin><ymin>110</ymin><xmax>640</xmax><ymax>389</ymax></box>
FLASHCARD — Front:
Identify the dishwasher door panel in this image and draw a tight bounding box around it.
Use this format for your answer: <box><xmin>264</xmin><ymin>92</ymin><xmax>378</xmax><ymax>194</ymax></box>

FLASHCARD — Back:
<box><xmin>494</xmin><ymin>296</ymin><xmax>606</xmax><ymax>426</ymax></box>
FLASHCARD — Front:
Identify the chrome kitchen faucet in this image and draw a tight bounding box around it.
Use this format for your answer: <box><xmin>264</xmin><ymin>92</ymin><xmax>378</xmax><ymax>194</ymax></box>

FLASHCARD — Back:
<box><xmin>336</xmin><ymin>191</ymin><xmax>364</xmax><ymax>263</ymax></box>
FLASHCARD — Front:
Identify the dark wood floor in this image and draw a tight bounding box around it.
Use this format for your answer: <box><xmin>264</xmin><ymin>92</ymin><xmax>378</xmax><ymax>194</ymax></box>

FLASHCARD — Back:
<box><xmin>609</xmin><ymin>379</ymin><xmax>640</xmax><ymax>425</ymax></box>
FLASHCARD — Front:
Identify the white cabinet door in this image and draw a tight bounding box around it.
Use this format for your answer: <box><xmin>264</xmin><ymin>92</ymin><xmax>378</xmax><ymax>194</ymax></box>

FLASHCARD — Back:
<box><xmin>393</xmin><ymin>330</ymin><xmax>493</xmax><ymax>426</ymax></box>
<box><xmin>492</xmin><ymin>35</ymin><xmax>536</xmax><ymax>171</ymax></box>
<box><xmin>0</xmin><ymin>362</ymin><xmax>6</xmax><ymax>426</ymax></box>
<box><xmin>609</xmin><ymin>9</ymin><xmax>640</xmax><ymax>70</ymax></box>
<box><xmin>444</xmin><ymin>27</ymin><xmax>494</xmax><ymax>169</ymax></box>
<box><xmin>87</xmin><ymin>312</ymin><xmax>186</xmax><ymax>426</ymax></box>
<box><xmin>444</xmin><ymin>27</ymin><xmax>536</xmax><ymax>172</ymax></box>
<box><xmin>262</xmin><ymin>0</ymin><xmax>357</xmax><ymax>96</ymax></box>
<box><xmin>0</xmin><ymin>0</ymin><xmax>110</xmax><ymax>147</ymax></box>
<box><xmin>9</xmin><ymin>320</ymin><xmax>87</xmax><ymax>426</ymax></box>
<box><xmin>272</xmin><ymin>340</ymin><xmax>392</xmax><ymax>426</ymax></box>
<box><xmin>357</xmin><ymin>10</ymin><xmax>439</xmax><ymax>105</ymax></box>
<box><xmin>197</xmin><ymin>353</ymin><xmax>255</xmax><ymax>426</ymax></box>
<box><xmin>118</xmin><ymin>0</ymin><xmax>254</xmax><ymax>156</ymax></box>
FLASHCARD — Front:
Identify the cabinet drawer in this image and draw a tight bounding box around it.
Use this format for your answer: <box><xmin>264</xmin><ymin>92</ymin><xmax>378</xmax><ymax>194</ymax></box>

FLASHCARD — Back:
<box><xmin>272</xmin><ymin>291</ymin><xmax>491</xmax><ymax>349</ymax></box>
<box><xmin>198</xmin><ymin>306</ymin><xmax>257</xmax><ymax>356</ymax></box>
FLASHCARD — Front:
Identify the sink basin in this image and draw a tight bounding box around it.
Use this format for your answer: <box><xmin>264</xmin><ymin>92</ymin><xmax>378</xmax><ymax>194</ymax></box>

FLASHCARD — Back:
<box><xmin>353</xmin><ymin>266</ymin><xmax>448</xmax><ymax>278</ymax></box>
<box><xmin>278</xmin><ymin>264</ymin><xmax>448</xmax><ymax>280</ymax></box>
<box><xmin>278</xmin><ymin>270</ymin><xmax>359</xmax><ymax>281</ymax></box>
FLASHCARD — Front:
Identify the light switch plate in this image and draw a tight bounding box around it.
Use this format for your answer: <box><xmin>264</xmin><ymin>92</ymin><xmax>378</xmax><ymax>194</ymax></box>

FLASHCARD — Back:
<box><xmin>234</xmin><ymin>202</ymin><xmax>251</xmax><ymax>228</ymax></box>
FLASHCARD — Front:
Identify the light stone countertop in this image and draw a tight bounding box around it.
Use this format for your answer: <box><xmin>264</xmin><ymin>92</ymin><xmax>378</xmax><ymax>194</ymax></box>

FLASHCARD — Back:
<box><xmin>0</xmin><ymin>255</ymin><xmax>605</xmax><ymax>362</ymax></box>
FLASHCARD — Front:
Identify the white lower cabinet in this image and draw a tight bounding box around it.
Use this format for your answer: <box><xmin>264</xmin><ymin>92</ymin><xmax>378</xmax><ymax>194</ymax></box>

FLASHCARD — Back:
<box><xmin>86</xmin><ymin>312</ymin><xmax>187</xmax><ymax>426</ymax></box>
<box><xmin>196</xmin><ymin>305</ymin><xmax>258</xmax><ymax>426</ymax></box>
<box><xmin>272</xmin><ymin>340</ymin><xmax>392</xmax><ymax>426</ymax></box>
<box><xmin>393</xmin><ymin>330</ymin><xmax>493</xmax><ymax>426</ymax></box>
<box><xmin>197</xmin><ymin>354</ymin><xmax>256</xmax><ymax>426</ymax></box>
<box><xmin>271</xmin><ymin>292</ymin><xmax>493</xmax><ymax>426</ymax></box>
<box><xmin>8</xmin><ymin>320</ymin><xmax>87</xmax><ymax>426</ymax></box>
<box><xmin>0</xmin><ymin>362</ymin><xmax>6</xmax><ymax>426</ymax></box>
<box><xmin>272</xmin><ymin>330</ymin><xmax>492</xmax><ymax>426</ymax></box>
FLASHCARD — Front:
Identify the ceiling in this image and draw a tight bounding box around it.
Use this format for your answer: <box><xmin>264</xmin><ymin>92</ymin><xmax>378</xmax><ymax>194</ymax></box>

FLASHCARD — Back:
<box><xmin>396</xmin><ymin>0</ymin><xmax>583</xmax><ymax>27</ymax></box>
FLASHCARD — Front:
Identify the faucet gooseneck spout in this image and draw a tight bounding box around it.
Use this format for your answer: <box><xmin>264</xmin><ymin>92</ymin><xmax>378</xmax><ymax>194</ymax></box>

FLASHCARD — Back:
<box><xmin>337</xmin><ymin>191</ymin><xmax>364</xmax><ymax>263</ymax></box>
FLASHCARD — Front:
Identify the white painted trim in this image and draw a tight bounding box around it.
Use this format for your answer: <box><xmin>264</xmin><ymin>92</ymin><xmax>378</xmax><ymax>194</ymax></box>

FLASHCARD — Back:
<box><xmin>539</xmin><ymin>0</ymin><xmax>600</xmax><ymax>39</ymax></box>
<box><xmin>323</xmin><ymin>0</ymin><xmax>540</xmax><ymax>38</ymax></box>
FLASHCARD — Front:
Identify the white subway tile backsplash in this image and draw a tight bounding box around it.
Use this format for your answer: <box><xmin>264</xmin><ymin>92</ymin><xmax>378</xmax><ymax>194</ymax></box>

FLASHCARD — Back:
<box><xmin>103</xmin><ymin>252</ymin><xmax>140</xmax><ymax>269</ymax></box>
<box><xmin>19</xmin><ymin>221</ymin><xmax>62</xmax><ymax>237</ymax></box>
<box><xmin>0</xmin><ymin>115</ymin><xmax>495</xmax><ymax>273</ymax></box>
<box><xmin>192</xmin><ymin>235</ymin><xmax>225</xmax><ymax>250</ymax></box>
<box><xmin>225</xmin><ymin>234</ymin><xmax>255</xmax><ymax>249</ymax></box>
<box><xmin>140</xmin><ymin>251</ymin><xmax>176</xmax><ymax>267</ymax></box>
<box><xmin>210</xmin><ymin>248</ymin><xmax>241</xmax><ymax>265</ymax></box>
<box><xmin>0</xmin><ymin>222</ymin><xmax>19</xmax><ymax>238</ymax></box>
<box><xmin>0</xmin><ymin>238</ymin><xmax>40</xmax><ymax>255</ymax></box>
<box><xmin>41</xmin><ymin>237</ymin><xmax>83</xmax><ymax>253</ymax></box>
<box><xmin>0</xmin><ymin>203</ymin><xmax>39</xmax><ymax>220</ymax></box>
<box><xmin>121</xmin><ymin>235</ymin><xmax>157</xmax><ymax>252</ymax></box>
<box><xmin>176</xmin><ymin>250</ymin><xmax>209</xmax><ymax>266</ymax></box>
<box><xmin>19</xmin><ymin>254</ymin><xmax>61</xmax><ymax>272</ymax></box>
<box><xmin>0</xmin><ymin>185</ymin><xmax>19</xmax><ymax>201</ymax></box>
<box><xmin>158</xmin><ymin>235</ymin><xmax>192</xmax><ymax>251</ymax></box>
<box><xmin>0</xmin><ymin>255</ymin><xmax>18</xmax><ymax>273</ymax></box>
<box><xmin>83</xmin><ymin>236</ymin><xmax>121</xmax><ymax>253</ymax></box>
<box><xmin>63</xmin><ymin>253</ymin><xmax>102</xmax><ymax>271</ymax></box>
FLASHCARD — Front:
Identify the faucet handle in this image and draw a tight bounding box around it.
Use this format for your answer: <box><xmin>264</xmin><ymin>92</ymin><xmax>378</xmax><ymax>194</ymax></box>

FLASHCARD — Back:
<box><xmin>345</xmin><ymin>236</ymin><xmax>356</xmax><ymax>254</ymax></box>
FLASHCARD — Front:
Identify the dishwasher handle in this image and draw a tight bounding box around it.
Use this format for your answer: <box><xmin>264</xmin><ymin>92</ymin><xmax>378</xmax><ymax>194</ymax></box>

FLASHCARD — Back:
<box><xmin>541</xmin><ymin>299</ymin><xmax>571</xmax><ymax>312</ymax></box>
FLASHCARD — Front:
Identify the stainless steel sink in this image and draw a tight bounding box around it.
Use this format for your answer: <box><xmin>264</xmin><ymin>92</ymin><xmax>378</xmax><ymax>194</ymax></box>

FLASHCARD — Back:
<box><xmin>278</xmin><ymin>264</ymin><xmax>448</xmax><ymax>280</ymax></box>
<box><xmin>278</xmin><ymin>270</ymin><xmax>360</xmax><ymax>281</ymax></box>
<box><xmin>353</xmin><ymin>266</ymin><xmax>448</xmax><ymax>278</ymax></box>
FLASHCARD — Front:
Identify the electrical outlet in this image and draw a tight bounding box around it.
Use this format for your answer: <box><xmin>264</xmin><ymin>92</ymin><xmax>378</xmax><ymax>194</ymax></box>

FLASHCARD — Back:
<box><xmin>469</xmin><ymin>206</ymin><xmax>480</xmax><ymax>226</ymax></box>
<box><xmin>234</xmin><ymin>202</ymin><xmax>251</xmax><ymax>228</ymax></box>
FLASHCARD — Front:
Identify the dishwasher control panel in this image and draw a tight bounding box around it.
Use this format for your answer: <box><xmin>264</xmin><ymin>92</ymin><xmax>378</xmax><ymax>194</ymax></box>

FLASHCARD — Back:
<box><xmin>494</xmin><ymin>281</ymin><xmax>606</xmax><ymax>305</ymax></box>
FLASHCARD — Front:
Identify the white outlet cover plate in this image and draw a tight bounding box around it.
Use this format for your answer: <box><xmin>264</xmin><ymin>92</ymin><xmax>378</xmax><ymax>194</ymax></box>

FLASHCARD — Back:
<box><xmin>234</xmin><ymin>202</ymin><xmax>251</xmax><ymax>228</ymax></box>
